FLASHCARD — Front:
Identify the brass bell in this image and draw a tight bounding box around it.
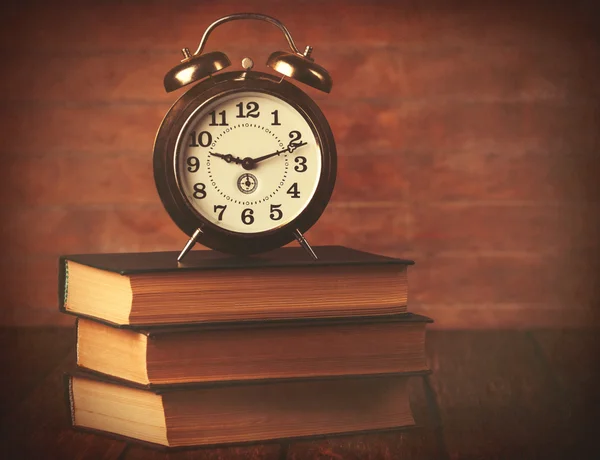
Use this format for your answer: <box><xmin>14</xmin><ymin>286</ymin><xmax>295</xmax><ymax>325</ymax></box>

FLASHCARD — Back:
<box><xmin>162</xmin><ymin>14</ymin><xmax>333</xmax><ymax>94</ymax></box>
<box><xmin>267</xmin><ymin>47</ymin><xmax>332</xmax><ymax>93</ymax></box>
<box><xmin>163</xmin><ymin>50</ymin><xmax>231</xmax><ymax>93</ymax></box>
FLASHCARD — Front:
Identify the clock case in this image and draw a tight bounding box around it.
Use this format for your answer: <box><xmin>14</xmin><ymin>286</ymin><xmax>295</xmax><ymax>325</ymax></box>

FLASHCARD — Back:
<box><xmin>153</xmin><ymin>70</ymin><xmax>337</xmax><ymax>256</ymax></box>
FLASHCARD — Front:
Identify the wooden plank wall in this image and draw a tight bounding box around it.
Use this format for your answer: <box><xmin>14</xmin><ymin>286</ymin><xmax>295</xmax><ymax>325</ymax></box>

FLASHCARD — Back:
<box><xmin>0</xmin><ymin>0</ymin><xmax>598</xmax><ymax>327</ymax></box>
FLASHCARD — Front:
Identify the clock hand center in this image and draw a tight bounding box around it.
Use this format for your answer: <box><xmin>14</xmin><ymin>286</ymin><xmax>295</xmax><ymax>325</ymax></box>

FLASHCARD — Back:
<box><xmin>241</xmin><ymin>157</ymin><xmax>255</xmax><ymax>170</ymax></box>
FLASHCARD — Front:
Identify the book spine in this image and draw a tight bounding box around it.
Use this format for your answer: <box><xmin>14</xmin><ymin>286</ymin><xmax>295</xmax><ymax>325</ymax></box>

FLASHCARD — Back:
<box><xmin>57</xmin><ymin>257</ymin><xmax>68</xmax><ymax>313</ymax></box>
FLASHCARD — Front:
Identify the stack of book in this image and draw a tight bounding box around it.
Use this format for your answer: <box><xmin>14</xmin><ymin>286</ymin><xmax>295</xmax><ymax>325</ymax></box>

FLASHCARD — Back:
<box><xmin>59</xmin><ymin>246</ymin><xmax>431</xmax><ymax>448</ymax></box>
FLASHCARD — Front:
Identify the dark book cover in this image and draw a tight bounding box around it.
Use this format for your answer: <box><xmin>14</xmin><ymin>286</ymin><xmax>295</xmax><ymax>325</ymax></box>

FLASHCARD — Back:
<box><xmin>67</xmin><ymin>366</ymin><xmax>432</xmax><ymax>392</ymax></box>
<box><xmin>60</xmin><ymin>245</ymin><xmax>414</xmax><ymax>275</ymax></box>
<box><xmin>74</xmin><ymin>311</ymin><xmax>432</xmax><ymax>333</ymax></box>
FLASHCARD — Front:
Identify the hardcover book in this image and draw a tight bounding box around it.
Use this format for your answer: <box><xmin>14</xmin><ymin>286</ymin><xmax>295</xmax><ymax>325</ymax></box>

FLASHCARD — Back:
<box><xmin>67</xmin><ymin>371</ymin><xmax>420</xmax><ymax>447</ymax></box>
<box><xmin>59</xmin><ymin>246</ymin><xmax>413</xmax><ymax>326</ymax></box>
<box><xmin>76</xmin><ymin>313</ymin><xmax>432</xmax><ymax>386</ymax></box>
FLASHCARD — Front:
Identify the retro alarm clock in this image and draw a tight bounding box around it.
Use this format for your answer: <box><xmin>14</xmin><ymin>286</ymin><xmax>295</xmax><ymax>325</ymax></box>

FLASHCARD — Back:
<box><xmin>153</xmin><ymin>13</ymin><xmax>336</xmax><ymax>261</ymax></box>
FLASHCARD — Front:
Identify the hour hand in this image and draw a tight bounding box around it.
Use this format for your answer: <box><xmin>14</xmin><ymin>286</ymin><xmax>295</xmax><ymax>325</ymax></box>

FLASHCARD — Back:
<box><xmin>210</xmin><ymin>152</ymin><xmax>244</xmax><ymax>165</ymax></box>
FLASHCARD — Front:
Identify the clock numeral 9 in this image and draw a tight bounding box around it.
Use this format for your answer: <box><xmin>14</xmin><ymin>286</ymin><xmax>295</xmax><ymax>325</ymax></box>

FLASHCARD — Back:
<box><xmin>269</xmin><ymin>204</ymin><xmax>283</xmax><ymax>221</ymax></box>
<box><xmin>294</xmin><ymin>156</ymin><xmax>307</xmax><ymax>173</ymax></box>
<box><xmin>241</xmin><ymin>208</ymin><xmax>255</xmax><ymax>225</ymax></box>
<box><xmin>186</xmin><ymin>157</ymin><xmax>200</xmax><ymax>172</ymax></box>
<box><xmin>189</xmin><ymin>130</ymin><xmax>212</xmax><ymax>148</ymax></box>
<box><xmin>193</xmin><ymin>183</ymin><xmax>206</xmax><ymax>199</ymax></box>
<box><xmin>213</xmin><ymin>205</ymin><xmax>227</xmax><ymax>221</ymax></box>
<box><xmin>236</xmin><ymin>101</ymin><xmax>260</xmax><ymax>118</ymax></box>
<box><xmin>286</xmin><ymin>183</ymin><xmax>300</xmax><ymax>199</ymax></box>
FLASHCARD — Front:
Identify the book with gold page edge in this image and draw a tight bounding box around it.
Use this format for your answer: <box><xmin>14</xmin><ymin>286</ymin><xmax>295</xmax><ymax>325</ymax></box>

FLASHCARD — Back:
<box><xmin>75</xmin><ymin>313</ymin><xmax>432</xmax><ymax>387</ymax></box>
<box><xmin>59</xmin><ymin>245</ymin><xmax>414</xmax><ymax>327</ymax></box>
<box><xmin>66</xmin><ymin>370</ymin><xmax>426</xmax><ymax>448</ymax></box>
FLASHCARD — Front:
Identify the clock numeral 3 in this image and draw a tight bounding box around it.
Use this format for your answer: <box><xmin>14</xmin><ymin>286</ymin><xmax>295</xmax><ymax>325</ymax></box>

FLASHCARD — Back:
<box><xmin>193</xmin><ymin>183</ymin><xmax>206</xmax><ymax>199</ymax></box>
<box><xmin>286</xmin><ymin>183</ymin><xmax>300</xmax><ymax>199</ymax></box>
<box><xmin>213</xmin><ymin>205</ymin><xmax>227</xmax><ymax>221</ymax></box>
<box><xmin>269</xmin><ymin>204</ymin><xmax>283</xmax><ymax>221</ymax></box>
<box><xmin>241</xmin><ymin>208</ymin><xmax>255</xmax><ymax>225</ymax></box>
<box><xmin>294</xmin><ymin>156</ymin><xmax>307</xmax><ymax>173</ymax></box>
<box><xmin>236</xmin><ymin>102</ymin><xmax>260</xmax><ymax>119</ymax></box>
<box><xmin>186</xmin><ymin>157</ymin><xmax>200</xmax><ymax>172</ymax></box>
<box><xmin>189</xmin><ymin>130</ymin><xmax>212</xmax><ymax>148</ymax></box>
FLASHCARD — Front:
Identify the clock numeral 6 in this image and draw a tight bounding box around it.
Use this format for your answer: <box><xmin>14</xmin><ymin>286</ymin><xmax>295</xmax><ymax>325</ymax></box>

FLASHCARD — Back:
<box><xmin>193</xmin><ymin>183</ymin><xmax>206</xmax><ymax>199</ymax></box>
<box><xmin>186</xmin><ymin>157</ymin><xmax>200</xmax><ymax>172</ymax></box>
<box><xmin>269</xmin><ymin>204</ymin><xmax>283</xmax><ymax>221</ymax></box>
<box><xmin>213</xmin><ymin>205</ymin><xmax>227</xmax><ymax>221</ymax></box>
<box><xmin>294</xmin><ymin>156</ymin><xmax>307</xmax><ymax>173</ymax></box>
<box><xmin>241</xmin><ymin>208</ymin><xmax>254</xmax><ymax>225</ymax></box>
<box><xmin>286</xmin><ymin>183</ymin><xmax>300</xmax><ymax>199</ymax></box>
<box><xmin>189</xmin><ymin>130</ymin><xmax>212</xmax><ymax>148</ymax></box>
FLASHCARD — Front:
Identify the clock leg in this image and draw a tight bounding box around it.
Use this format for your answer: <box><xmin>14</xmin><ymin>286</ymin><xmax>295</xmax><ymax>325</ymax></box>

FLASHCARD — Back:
<box><xmin>177</xmin><ymin>227</ymin><xmax>204</xmax><ymax>262</ymax></box>
<box><xmin>293</xmin><ymin>229</ymin><xmax>318</xmax><ymax>260</ymax></box>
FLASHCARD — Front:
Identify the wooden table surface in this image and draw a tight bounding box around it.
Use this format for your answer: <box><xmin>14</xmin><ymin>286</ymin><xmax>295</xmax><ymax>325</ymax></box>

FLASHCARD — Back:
<box><xmin>0</xmin><ymin>328</ymin><xmax>598</xmax><ymax>459</ymax></box>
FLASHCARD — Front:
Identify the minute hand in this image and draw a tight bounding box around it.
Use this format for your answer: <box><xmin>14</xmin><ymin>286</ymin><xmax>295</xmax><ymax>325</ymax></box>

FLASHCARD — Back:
<box><xmin>252</xmin><ymin>141</ymin><xmax>307</xmax><ymax>165</ymax></box>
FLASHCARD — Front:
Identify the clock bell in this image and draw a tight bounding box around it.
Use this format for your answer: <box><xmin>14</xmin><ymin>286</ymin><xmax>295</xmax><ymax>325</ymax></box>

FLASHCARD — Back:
<box><xmin>162</xmin><ymin>13</ymin><xmax>333</xmax><ymax>94</ymax></box>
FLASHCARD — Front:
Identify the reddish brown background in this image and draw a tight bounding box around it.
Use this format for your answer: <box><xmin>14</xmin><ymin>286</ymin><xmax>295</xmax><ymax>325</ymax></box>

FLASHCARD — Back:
<box><xmin>0</xmin><ymin>0</ymin><xmax>598</xmax><ymax>328</ymax></box>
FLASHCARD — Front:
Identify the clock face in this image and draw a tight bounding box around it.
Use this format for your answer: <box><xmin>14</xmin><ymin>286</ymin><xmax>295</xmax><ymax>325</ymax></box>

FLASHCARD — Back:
<box><xmin>176</xmin><ymin>91</ymin><xmax>322</xmax><ymax>234</ymax></box>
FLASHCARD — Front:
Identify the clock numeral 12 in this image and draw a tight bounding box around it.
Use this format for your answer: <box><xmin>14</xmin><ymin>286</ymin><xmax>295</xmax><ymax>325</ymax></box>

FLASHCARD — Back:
<box><xmin>236</xmin><ymin>102</ymin><xmax>259</xmax><ymax>118</ymax></box>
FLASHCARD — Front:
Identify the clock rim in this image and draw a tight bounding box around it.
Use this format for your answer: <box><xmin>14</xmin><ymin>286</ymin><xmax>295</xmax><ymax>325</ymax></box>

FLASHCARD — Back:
<box><xmin>153</xmin><ymin>70</ymin><xmax>337</xmax><ymax>256</ymax></box>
